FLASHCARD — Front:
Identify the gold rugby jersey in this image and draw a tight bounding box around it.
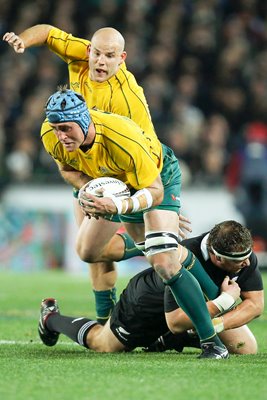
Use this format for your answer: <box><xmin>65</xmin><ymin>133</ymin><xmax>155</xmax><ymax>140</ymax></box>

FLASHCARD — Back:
<box><xmin>46</xmin><ymin>28</ymin><xmax>159</xmax><ymax>151</ymax></box>
<box><xmin>41</xmin><ymin>109</ymin><xmax>163</xmax><ymax>190</ymax></box>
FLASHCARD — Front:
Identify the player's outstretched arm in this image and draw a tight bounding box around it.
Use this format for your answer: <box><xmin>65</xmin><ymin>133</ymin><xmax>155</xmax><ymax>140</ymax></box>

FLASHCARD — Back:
<box><xmin>3</xmin><ymin>24</ymin><xmax>54</xmax><ymax>53</ymax></box>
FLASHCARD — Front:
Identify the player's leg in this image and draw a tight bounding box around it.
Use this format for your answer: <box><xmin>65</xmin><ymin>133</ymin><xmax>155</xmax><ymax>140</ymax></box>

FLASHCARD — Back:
<box><xmin>38</xmin><ymin>298</ymin><xmax>125</xmax><ymax>352</ymax></box>
<box><xmin>219</xmin><ymin>325</ymin><xmax>258</xmax><ymax>354</ymax></box>
<box><xmin>89</xmin><ymin>227</ymin><xmax>145</xmax><ymax>324</ymax></box>
<box><xmin>75</xmin><ymin>214</ymin><xmax>119</xmax><ymax>262</ymax></box>
<box><xmin>89</xmin><ymin>261</ymin><xmax>117</xmax><ymax>324</ymax></box>
<box><xmin>87</xmin><ymin>319</ymin><xmax>126</xmax><ymax>352</ymax></box>
<box><xmin>141</xmin><ymin>209</ymin><xmax>228</xmax><ymax>358</ymax></box>
<box><xmin>144</xmin><ymin>325</ymin><xmax>258</xmax><ymax>355</ymax></box>
<box><xmin>74</xmin><ymin>199</ymin><xmax>143</xmax><ymax>323</ymax></box>
<box><xmin>73</xmin><ymin>198</ymin><xmax>119</xmax><ymax>323</ymax></box>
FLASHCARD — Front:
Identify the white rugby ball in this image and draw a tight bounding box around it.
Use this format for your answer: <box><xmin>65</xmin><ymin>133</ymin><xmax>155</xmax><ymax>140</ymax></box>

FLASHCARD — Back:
<box><xmin>85</xmin><ymin>177</ymin><xmax>130</xmax><ymax>199</ymax></box>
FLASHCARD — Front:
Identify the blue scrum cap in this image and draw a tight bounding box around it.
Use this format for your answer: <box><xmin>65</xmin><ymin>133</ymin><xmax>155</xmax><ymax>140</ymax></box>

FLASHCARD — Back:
<box><xmin>45</xmin><ymin>86</ymin><xmax>91</xmax><ymax>138</ymax></box>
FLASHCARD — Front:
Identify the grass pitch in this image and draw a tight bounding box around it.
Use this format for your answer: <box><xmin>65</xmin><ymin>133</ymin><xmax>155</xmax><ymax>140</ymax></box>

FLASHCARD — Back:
<box><xmin>0</xmin><ymin>270</ymin><xmax>266</xmax><ymax>400</ymax></box>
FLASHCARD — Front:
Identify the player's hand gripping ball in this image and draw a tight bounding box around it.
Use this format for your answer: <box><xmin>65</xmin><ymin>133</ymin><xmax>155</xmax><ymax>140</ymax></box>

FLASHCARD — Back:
<box><xmin>78</xmin><ymin>177</ymin><xmax>130</xmax><ymax>218</ymax></box>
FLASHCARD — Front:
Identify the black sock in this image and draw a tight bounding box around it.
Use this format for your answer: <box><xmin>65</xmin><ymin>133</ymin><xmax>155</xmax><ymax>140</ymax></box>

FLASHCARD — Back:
<box><xmin>46</xmin><ymin>314</ymin><xmax>98</xmax><ymax>348</ymax></box>
<box><xmin>162</xmin><ymin>331</ymin><xmax>201</xmax><ymax>351</ymax></box>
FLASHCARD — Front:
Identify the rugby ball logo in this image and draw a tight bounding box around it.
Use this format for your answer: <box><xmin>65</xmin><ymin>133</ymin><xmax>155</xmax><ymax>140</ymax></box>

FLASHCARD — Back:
<box><xmin>85</xmin><ymin>177</ymin><xmax>130</xmax><ymax>199</ymax></box>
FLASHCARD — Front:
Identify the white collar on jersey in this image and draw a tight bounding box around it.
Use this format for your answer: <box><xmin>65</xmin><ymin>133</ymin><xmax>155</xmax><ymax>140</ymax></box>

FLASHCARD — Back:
<box><xmin>200</xmin><ymin>233</ymin><xmax>210</xmax><ymax>261</ymax></box>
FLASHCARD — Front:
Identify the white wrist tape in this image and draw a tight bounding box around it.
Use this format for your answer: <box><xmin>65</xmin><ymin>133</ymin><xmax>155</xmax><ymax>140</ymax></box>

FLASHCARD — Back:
<box><xmin>212</xmin><ymin>317</ymin><xmax>224</xmax><ymax>333</ymax></box>
<box><xmin>212</xmin><ymin>292</ymin><xmax>235</xmax><ymax>313</ymax></box>
<box><xmin>103</xmin><ymin>191</ymin><xmax>126</xmax><ymax>214</ymax></box>
<box><xmin>103</xmin><ymin>188</ymin><xmax>153</xmax><ymax>215</ymax></box>
<box><xmin>130</xmin><ymin>188</ymin><xmax>153</xmax><ymax>213</ymax></box>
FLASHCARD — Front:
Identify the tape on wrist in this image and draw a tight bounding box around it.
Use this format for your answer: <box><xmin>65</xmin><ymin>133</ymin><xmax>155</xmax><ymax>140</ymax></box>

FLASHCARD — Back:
<box><xmin>212</xmin><ymin>317</ymin><xmax>224</xmax><ymax>333</ymax></box>
<box><xmin>130</xmin><ymin>188</ymin><xmax>153</xmax><ymax>213</ymax></box>
<box><xmin>212</xmin><ymin>292</ymin><xmax>235</xmax><ymax>312</ymax></box>
<box><xmin>103</xmin><ymin>192</ymin><xmax>126</xmax><ymax>214</ymax></box>
<box><xmin>104</xmin><ymin>188</ymin><xmax>153</xmax><ymax>215</ymax></box>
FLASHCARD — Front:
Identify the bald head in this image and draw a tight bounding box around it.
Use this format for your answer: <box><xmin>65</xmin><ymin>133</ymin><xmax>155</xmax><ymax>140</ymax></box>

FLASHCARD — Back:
<box><xmin>91</xmin><ymin>27</ymin><xmax>125</xmax><ymax>52</ymax></box>
<box><xmin>88</xmin><ymin>27</ymin><xmax>127</xmax><ymax>82</ymax></box>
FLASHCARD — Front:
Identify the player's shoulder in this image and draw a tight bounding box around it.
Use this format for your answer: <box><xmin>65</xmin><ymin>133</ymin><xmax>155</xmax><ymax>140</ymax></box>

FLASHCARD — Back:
<box><xmin>90</xmin><ymin>107</ymin><xmax>134</xmax><ymax>126</ymax></box>
<box><xmin>115</xmin><ymin>63</ymin><xmax>138</xmax><ymax>85</ymax></box>
<box><xmin>181</xmin><ymin>233</ymin><xmax>206</xmax><ymax>250</ymax></box>
<box><xmin>249</xmin><ymin>251</ymin><xmax>258</xmax><ymax>268</ymax></box>
<box><xmin>48</xmin><ymin>27</ymin><xmax>90</xmax><ymax>47</ymax></box>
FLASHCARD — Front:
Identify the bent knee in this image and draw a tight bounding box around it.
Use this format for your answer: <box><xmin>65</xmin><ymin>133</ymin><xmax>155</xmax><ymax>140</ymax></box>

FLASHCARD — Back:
<box><xmin>221</xmin><ymin>326</ymin><xmax>258</xmax><ymax>355</ymax></box>
<box><xmin>151</xmin><ymin>253</ymin><xmax>181</xmax><ymax>281</ymax></box>
<box><xmin>76</xmin><ymin>241</ymin><xmax>98</xmax><ymax>263</ymax></box>
<box><xmin>227</xmin><ymin>341</ymin><xmax>258</xmax><ymax>355</ymax></box>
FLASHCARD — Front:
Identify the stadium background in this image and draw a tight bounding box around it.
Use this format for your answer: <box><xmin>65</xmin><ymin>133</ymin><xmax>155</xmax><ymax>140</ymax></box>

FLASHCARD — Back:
<box><xmin>0</xmin><ymin>0</ymin><xmax>267</xmax><ymax>272</ymax></box>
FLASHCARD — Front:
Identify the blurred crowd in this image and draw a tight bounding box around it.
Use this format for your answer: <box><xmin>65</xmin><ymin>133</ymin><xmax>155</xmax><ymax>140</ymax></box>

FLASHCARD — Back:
<box><xmin>0</xmin><ymin>0</ymin><xmax>267</xmax><ymax>232</ymax></box>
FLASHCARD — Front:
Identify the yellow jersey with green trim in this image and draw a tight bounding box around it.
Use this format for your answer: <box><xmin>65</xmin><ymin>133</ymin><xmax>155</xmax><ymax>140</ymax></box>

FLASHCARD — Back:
<box><xmin>41</xmin><ymin>109</ymin><xmax>163</xmax><ymax>190</ymax></box>
<box><xmin>46</xmin><ymin>27</ymin><xmax>159</xmax><ymax>146</ymax></box>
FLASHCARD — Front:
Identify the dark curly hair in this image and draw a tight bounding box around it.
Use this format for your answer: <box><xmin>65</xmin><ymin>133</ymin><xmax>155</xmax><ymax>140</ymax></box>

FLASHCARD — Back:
<box><xmin>208</xmin><ymin>220</ymin><xmax>253</xmax><ymax>255</ymax></box>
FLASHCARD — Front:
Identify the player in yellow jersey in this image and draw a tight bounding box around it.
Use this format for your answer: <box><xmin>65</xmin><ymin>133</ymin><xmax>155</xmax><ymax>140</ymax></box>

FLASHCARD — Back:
<box><xmin>39</xmin><ymin>86</ymin><xmax>229</xmax><ymax>359</ymax></box>
<box><xmin>3</xmin><ymin>26</ymin><xmax>190</xmax><ymax>324</ymax></box>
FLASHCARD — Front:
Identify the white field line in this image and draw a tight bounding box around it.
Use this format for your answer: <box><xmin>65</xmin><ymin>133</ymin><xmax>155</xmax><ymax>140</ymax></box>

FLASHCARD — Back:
<box><xmin>0</xmin><ymin>340</ymin><xmax>76</xmax><ymax>346</ymax></box>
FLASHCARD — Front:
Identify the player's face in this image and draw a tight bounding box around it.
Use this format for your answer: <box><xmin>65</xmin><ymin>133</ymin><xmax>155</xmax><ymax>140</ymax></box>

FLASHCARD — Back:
<box><xmin>217</xmin><ymin>257</ymin><xmax>250</xmax><ymax>274</ymax></box>
<box><xmin>49</xmin><ymin>122</ymin><xmax>85</xmax><ymax>151</ymax></box>
<box><xmin>88</xmin><ymin>38</ymin><xmax>126</xmax><ymax>82</ymax></box>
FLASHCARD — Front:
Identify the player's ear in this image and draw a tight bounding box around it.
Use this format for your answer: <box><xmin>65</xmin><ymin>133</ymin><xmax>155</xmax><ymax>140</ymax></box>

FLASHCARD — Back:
<box><xmin>119</xmin><ymin>51</ymin><xmax>127</xmax><ymax>65</ymax></box>
<box><xmin>86</xmin><ymin>44</ymin><xmax>91</xmax><ymax>57</ymax></box>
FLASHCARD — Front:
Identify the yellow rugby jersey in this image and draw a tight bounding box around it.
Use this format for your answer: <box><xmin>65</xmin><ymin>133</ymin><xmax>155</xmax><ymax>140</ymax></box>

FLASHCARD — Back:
<box><xmin>41</xmin><ymin>110</ymin><xmax>163</xmax><ymax>190</ymax></box>
<box><xmin>46</xmin><ymin>27</ymin><xmax>159</xmax><ymax>149</ymax></box>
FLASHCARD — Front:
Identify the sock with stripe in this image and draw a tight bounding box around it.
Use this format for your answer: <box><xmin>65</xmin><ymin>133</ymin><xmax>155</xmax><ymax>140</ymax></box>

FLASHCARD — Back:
<box><xmin>46</xmin><ymin>314</ymin><xmax>98</xmax><ymax>348</ymax></box>
<box><xmin>118</xmin><ymin>232</ymin><xmax>143</xmax><ymax>260</ymax></box>
<box><xmin>94</xmin><ymin>288</ymin><xmax>117</xmax><ymax>325</ymax></box>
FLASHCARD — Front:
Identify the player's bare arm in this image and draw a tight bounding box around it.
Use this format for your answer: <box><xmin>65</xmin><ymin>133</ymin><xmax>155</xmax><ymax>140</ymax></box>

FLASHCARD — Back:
<box><xmin>3</xmin><ymin>24</ymin><xmax>53</xmax><ymax>53</ymax></box>
<box><xmin>166</xmin><ymin>276</ymin><xmax>241</xmax><ymax>334</ymax></box>
<box><xmin>57</xmin><ymin>163</ymin><xmax>92</xmax><ymax>189</ymax></box>
<box><xmin>79</xmin><ymin>175</ymin><xmax>164</xmax><ymax>217</ymax></box>
<box><xmin>220</xmin><ymin>290</ymin><xmax>264</xmax><ymax>330</ymax></box>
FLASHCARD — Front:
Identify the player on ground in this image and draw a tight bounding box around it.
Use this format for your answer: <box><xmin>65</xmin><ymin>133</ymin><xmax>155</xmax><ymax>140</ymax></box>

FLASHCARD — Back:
<box><xmin>146</xmin><ymin>220</ymin><xmax>264</xmax><ymax>353</ymax></box>
<box><xmin>39</xmin><ymin>221</ymin><xmax>263</xmax><ymax>355</ymax></box>
<box><xmin>3</xmin><ymin>25</ymin><xmax>191</xmax><ymax>323</ymax></box>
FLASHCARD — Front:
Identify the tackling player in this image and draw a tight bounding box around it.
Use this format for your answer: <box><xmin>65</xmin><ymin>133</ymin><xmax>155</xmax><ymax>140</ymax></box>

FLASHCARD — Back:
<box><xmin>38</xmin><ymin>221</ymin><xmax>263</xmax><ymax>356</ymax></box>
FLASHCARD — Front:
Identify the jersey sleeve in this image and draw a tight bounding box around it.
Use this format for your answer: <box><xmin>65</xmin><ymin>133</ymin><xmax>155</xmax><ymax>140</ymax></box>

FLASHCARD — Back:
<box><xmin>125</xmin><ymin>147</ymin><xmax>160</xmax><ymax>189</ymax></box>
<box><xmin>46</xmin><ymin>27</ymin><xmax>89</xmax><ymax>63</ymax></box>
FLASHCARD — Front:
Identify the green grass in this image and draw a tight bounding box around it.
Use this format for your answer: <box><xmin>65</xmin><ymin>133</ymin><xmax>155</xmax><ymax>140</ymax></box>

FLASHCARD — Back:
<box><xmin>0</xmin><ymin>270</ymin><xmax>267</xmax><ymax>400</ymax></box>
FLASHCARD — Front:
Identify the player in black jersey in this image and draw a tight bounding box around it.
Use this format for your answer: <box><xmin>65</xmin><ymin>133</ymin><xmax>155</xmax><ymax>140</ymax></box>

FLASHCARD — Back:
<box><xmin>38</xmin><ymin>221</ymin><xmax>263</xmax><ymax>355</ymax></box>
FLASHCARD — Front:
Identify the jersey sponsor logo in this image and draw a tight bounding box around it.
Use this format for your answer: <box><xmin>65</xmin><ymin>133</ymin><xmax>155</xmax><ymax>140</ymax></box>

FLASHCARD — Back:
<box><xmin>69</xmin><ymin>159</ymin><xmax>79</xmax><ymax>167</ymax></box>
<box><xmin>171</xmin><ymin>194</ymin><xmax>180</xmax><ymax>202</ymax></box>
<box><xmin>99</xmin><ymin>166</ymin><xmax>110</xmax><ymax>174</ymax></box>
<box><xmin>71</xmin><ymin>82</ymin><xmax>80</xmax><ymax>89</ymax></box>
<box><xmin>115</xmin><ymin>326</ymin><xmax>131</xmax><ymax>341</ymax></box>
<box><xmin>71</xmin><ymin>318</ymin><xmax>85</xmax><ymax>323</ymax></box>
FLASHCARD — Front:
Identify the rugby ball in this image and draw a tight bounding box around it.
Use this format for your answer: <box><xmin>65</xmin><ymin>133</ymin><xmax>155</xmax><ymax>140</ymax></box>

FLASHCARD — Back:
<box><xmin>85</xmin><ymin>177</ymin><xmax>130</xmax><ymax>199</ymax></box>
